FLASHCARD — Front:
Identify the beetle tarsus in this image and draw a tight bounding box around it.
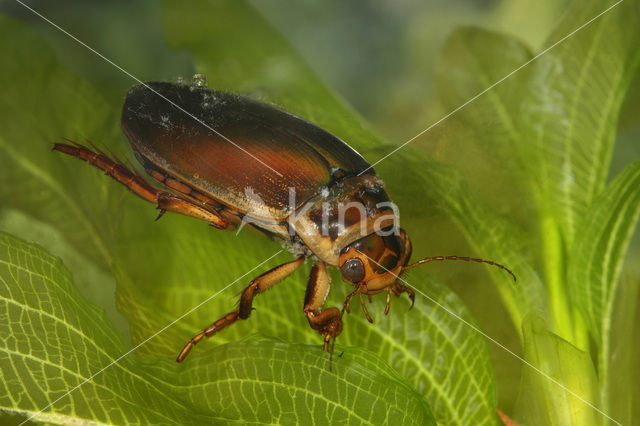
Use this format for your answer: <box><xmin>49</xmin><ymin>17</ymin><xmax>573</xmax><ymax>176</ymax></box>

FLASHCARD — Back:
<box><xmin>329</xmin><ymin>332</ymin><xmax>338</xmax><ymax>372</ymax></box>
<box><xmin>155</xmin><ymin>209</ymin><xmax>166</xmax><ymax>221</ymax></box>
<box><xmin>176</xmin><ymin>311</ymin><xmax>239</xmax><ymax>363</ymax></box>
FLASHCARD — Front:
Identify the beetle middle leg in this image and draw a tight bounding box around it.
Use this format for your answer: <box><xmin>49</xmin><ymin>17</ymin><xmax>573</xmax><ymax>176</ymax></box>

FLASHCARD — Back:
<box><xmin>53</xmin><ymin>142</ymin><xmax>231</xmax><ymax>229</ymax></box>
<box><xmin>176</xmin><ymin>256</ymin><xmax>305</xmax><ymax>362</ymax></box>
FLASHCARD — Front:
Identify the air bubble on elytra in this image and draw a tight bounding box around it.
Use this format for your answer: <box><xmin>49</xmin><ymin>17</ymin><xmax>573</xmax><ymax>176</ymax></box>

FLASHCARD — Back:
<box><xmin>191</xmin><ymin>74</ymin><xmax>208</xmax><ymax>87</ymax></box>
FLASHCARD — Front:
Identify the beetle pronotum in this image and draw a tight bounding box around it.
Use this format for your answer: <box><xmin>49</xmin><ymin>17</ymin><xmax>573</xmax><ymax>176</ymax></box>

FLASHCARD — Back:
<box><xmin>55</xmin><ymin>80</ymin><xmax>515</xmax><ymax>363</ymax></box>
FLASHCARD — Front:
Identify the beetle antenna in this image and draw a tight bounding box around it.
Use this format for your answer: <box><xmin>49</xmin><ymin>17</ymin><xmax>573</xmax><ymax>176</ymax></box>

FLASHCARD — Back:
<box><xmin>403</xmin><ymin>256</ymin><xmax>516</xmax><ymax>281</ymax></box>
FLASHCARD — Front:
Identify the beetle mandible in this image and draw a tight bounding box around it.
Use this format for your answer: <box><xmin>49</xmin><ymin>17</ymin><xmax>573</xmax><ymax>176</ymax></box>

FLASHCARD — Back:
<box><xmin>54</xmin><ymin>80</ymin><xmax>515</xmax><ymax>363</ymax></box>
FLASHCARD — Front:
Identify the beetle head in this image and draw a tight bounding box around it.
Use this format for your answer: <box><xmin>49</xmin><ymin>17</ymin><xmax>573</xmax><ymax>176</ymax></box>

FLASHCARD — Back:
<box><xmin>338</xmin><ymin>227</ymin><xmax>412</xmax><ymax>292</ymax></box>
<box><xmin>338</xmin><ymin>226</ymin><xmax>517</xmax><ymax>294</ymax></box>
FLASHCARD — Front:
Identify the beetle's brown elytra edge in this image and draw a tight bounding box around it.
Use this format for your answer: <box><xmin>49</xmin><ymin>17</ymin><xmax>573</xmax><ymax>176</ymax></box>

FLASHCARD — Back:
<box><xmin>54</xmin><ymin>79</ymin><xmax>516</xmax><ymax>366</ymax></box>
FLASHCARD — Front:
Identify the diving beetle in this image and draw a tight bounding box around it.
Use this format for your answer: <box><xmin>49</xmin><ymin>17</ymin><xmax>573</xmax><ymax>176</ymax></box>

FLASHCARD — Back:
<box><xmin>54</xmin><ymin>80</ymin><xmax>515</xmax><ymax>363</ymax></box>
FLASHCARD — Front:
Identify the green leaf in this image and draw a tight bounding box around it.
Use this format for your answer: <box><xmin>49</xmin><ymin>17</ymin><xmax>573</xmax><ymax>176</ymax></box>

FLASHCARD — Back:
<box><xmin>523</xmin><ymin>0</ymin><xmax>640</xmax><ymax>246</ymax></box>
<box><xmin>438</xmin><ymin>0</ymin><xmax>640</xmax><ymax>247</ymax></box>
<box><xmin>568</xmin><ymin>161</ymin><xmax>640</xmax><ymax>344</ymax></box>
<box><xmin>0</xmin><ymin>231</ymin><xmax>434</xmax><ymax>424</ymax></box>
<box><xmin>515</xmin><ymin>315</ymin><xmax>601</xmax><ymax>426</ymax></box>
<box><xmin>567</xmin><ymin>160</ymin><xmax>640</xmax><ymax>422</ymax></box>
<box><xmin>337</xmin><ymin>271</ymin><xmax>499</xmax><ymax>425</ymax></box>
<box><xmin>436</xmin><ymin>0</ymin><xmax>640</xmax><ymax>346</ymax></box>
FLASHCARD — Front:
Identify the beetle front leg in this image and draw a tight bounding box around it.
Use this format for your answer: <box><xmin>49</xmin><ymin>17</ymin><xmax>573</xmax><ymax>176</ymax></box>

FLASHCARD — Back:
<box><xmin>384</xmin><ymin>282</ymin><xmax>415</xmax><ymax>316</ymax></box>
<box><xmin>53</xmin><ymin>142</ymin><xmax>231</xmax><ymax>229</ymax></box>
<box><xmin>391</xmin><ymin>282</ymin><xmax>415</xmax><ymax>309</ymax></box>
<box><xmin>176</xmin><ymin>256</ymin><xmax>305</xmax><ymax>362</ymax></box>
<box><xmin>303</xmin><ymin>262</ymin><xmax>343</xmax><ymax>354</ymax></box>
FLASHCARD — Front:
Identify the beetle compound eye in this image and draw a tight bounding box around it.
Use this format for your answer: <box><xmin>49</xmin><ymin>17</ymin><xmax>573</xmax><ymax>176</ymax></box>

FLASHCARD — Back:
<box><xmin>340</xmin><ymin>258</ymin><xmax>365</xmax><ymax>283</ymax></box>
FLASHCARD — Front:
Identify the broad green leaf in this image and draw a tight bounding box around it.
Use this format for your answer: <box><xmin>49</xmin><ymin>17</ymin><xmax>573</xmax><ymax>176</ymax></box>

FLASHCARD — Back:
<box><xmin>436</xmin><ymin>0</ymin><xmax>640</xmax><ymax>345</ymax></box>
<box><xmin>0</xmin><ymin>232</ymin><xmax>434</xmax><ymax>424</ymax></box>
<box><xmin>338</xmin><ymin>271</ymin><xmax>499</xmax><ymax>426</ymax></box>
<box><xmin>0</xmin><ymin>208</ymin><xmax>128</xmax><ymax>338</ymax></box>
<box><xmin>438</xmin><ymin>0</ymin><xmax>640</xmax><ymax>247</ymax></box>
<box><xmin>567</xmin><ymin>161</ymin><xmax>640</xmax><ymax>343</ymax></box>
<box><xmin>515</xmin><ymin>315</ymin><xmax>601</xmax><ymax>426</ymax></box>
<box><xmin>567</xmin><ymin>160</ymin><xmax>640</xmax><ymax>423</ymax></box>
<box><xmin>524</xmin><ymin>0</ymin><xmax>640</xmax><ymax>246</ymax></box>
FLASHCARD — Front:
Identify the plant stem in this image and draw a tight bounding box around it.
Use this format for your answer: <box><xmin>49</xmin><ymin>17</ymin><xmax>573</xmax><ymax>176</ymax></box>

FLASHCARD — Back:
<box><xmin>542</xmin><ymin>213</ymin><xmax>581</xmax><ymax>347</ymax></box>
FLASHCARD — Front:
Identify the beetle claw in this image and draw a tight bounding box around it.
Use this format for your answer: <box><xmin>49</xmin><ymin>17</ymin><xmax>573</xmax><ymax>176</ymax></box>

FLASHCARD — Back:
<box><xmin>155</xmin><ymin>209</ymin><xmax>166</xmax><ymax>221</ymax></box>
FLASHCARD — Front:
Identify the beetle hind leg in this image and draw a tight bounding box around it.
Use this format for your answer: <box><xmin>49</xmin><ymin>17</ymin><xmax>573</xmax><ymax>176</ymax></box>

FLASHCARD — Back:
<box><xmin>176</xmin><ymin>256</ymin><xmax>305</xmax><ymax>362</ymax></box>
<box><xmin>53</xmin><ymin>142</ymin><xmax>230</xmax><ymax>229</ymax></box>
